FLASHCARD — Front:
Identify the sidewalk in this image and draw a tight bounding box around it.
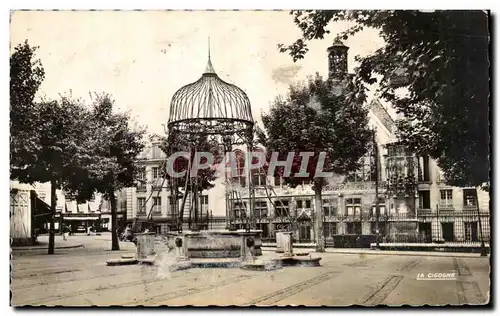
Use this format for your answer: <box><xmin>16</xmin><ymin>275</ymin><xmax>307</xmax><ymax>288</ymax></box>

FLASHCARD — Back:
<box><xmin>261</xmin><ymin>245</ymin><xmax>489</xmax><ymax>258</ymax></box>
<box><xmin>11</xmin><ymin>235</ymin><xmax>83</xmax><ymax>251</ymax></box>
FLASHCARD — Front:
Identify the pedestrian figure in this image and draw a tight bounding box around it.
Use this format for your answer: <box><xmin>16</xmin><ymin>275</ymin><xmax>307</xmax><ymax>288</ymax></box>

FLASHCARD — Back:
<box><xmin>124</xmin><ymin>225</ymin><xmax>134</xmax><ymax>242</ymax></box>
<box><xmin>87</xmin><ymin>226</ymin><xmax>91</xmax><ymax>236</ymax></box>
<box><xmin>63</xmin><ymin>224</ymin><xmax>69</xmax><ymax>241</ymax></box>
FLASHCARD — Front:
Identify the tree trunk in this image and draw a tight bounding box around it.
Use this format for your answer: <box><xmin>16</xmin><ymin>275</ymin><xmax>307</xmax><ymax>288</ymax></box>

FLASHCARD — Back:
<box><xmin>313</xmin><ymin>181</ymin><xmax>325</xmax><ymax>252</ymax></box>
<box><xmin>109</xmin><ymin>189</ymin><xmax>120</xmax><ymax>251</ymax></box>
<box><xmin>48</xmin><ymin>178</ymin><xmax>56</xmax><ymax>255</ymax></box>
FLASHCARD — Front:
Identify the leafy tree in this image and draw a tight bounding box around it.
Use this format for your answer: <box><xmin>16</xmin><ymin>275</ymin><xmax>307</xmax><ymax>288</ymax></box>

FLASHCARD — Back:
<box><xmin>258</xmin><ymin>74</ymin><xmax>372</xmax><ymax>252</ymax></box>
<box><xmin>10</xmin><ymin>41</ymin><xmax>96</xmax><ymax>254</ymax></box>
<box><xmin>279</xmin><ymin>10</ymin><xmax>490</xmax><ymax>188</ymax></box>
<box><xmin>10</xmin><ymin>40</ymin><xmax>45</xmax><ymax>175</ymax></box>
<box><xmin>66</xmin><ymin>94</ymin><xmax>146</xmax><ymax>250</ymax></box>
<box><xmin>11</xmin><ymin>97</ymin><xmax>89</xmax><ymax>254</ymax></box>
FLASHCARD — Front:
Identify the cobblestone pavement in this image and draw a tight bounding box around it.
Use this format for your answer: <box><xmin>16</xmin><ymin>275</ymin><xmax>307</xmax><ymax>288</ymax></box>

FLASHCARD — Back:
<box><xmin>10</xmin><ymin>235</ymin><xmax>491</xmax><ymax>306</ymax></box>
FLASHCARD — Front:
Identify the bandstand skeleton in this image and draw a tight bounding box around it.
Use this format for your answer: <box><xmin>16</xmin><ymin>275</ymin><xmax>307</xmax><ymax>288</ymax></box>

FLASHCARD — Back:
<box><xmin>166</xmin><ymin>43</ymin><xmax>257</xmax><ymax>232</ymax></box>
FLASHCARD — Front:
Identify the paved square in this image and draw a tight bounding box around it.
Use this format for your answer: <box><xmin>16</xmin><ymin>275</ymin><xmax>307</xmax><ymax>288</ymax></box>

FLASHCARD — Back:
<box><xmin>10</xmin><ymin>235</ymin><xmax>490</xmax><ymax>306</ymax></box>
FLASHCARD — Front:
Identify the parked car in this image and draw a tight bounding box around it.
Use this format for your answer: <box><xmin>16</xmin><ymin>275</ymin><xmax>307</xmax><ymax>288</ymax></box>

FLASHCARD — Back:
<box><xmin>76</xmin><ymin>226</ymin><xmax>86</xmax><ymax>233</ymax></box>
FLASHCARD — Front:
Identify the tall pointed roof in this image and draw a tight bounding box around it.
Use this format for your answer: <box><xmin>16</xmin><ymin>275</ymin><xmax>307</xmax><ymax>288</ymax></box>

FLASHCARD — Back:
<box><xmin>203</xmin><ymin>37</ymin><xmax>216</xmax><ymax>74</ymax></box>
<box><xmin>168</xmin><ymin>39</ymin><xmax>254</xmax><ymax>135</ymax></box>
<box><xmin>327</xmin><ymin>38</ymin><xmax>349</xmax><ymax>51</ymax></box>
<box><xmin>204</xmin><ymin>56</ymin><xmax>216</xmax><ymax>74</ymax></box>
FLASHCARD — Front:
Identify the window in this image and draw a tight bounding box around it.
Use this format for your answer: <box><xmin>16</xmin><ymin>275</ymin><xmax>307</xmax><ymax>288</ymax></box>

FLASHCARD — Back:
<box><xmin>297</xmin><ymin>199</ymin><xmax>311</xmax><ymax>209</ymax></box>
<box><xmin>371</xmin><ymin>197</ymin><xmax>386</xmax><ymax>216</ymax></box>
<box><xmin>200</xmin><ymin>195</ymin><xmax>208</xmax><ymax>205</ymax></box>
<box><xmin>345</xmin><ymin>198</ymin><xmax>362</xmax><ymax>216</ymax></box>
<box><xmin>168</xmin><ymin>196</ymin><xmax>177</xmax><ymax>216</ymax></box>
<box><xmin>274</xmin><ymin>199</ymin><xmax>290</xmax><ymax>217</ymax></box>
<box><xmin>440</xmin><ymin>190</ymin><xmax>453</xmax><ymax>208</ymax></box>
<box><xmin>137</xmin><ymin>197</ymin><xmax>146</xmax><ymax>213</ymax></box>
<box><xmin>442</xmin><ymin>222</ymin><xmax>454</xmax><ymax>242</ymax></box>
<box><xmin>463</xmin><ymin>189</ymin><xmax>477</xmax><ymax>207</ymax></box>
<box><xmin>299</xmin><ymin>225</ymin><xmax>311</xmax><ymax>241</ymax></box>
<box><xmin>258</xmin><ymin>223</ymin><xmax>269</xmax><ymax>238</ymax></box>
<box><xmin>349</xmin><ymin>155</ymin><xmax>377</xmax><ymax>182</ymax></box>
<box><xmin>232</xmin><ymin>152</ymin><xmax>246</xmax><ymax>187</ymax></box>
<box><xmin>152</xmin><ymin>167</ymin><xmax>159</xmax><ymax>180</ymax></box>
<box><xmin>152</xmin><ymin>144</ymin><xmax>163</xmax><ymax>159</ymax></box>
<box><xmin>254</xmin><ymin>201</ymin><xmax>268</xmax><ymax>218</ymax></box>
<box><xmin>346</xmin><ymin>222</ymin><xmax>362</xmax><ymax>234</ymax></box>
<box><xmin>199</xmin><ymin>195</ymin><xmax>209</xmax><ymax>214</ymax></box>
<box><xmin>372</xmin><ymin>205</ymin><xmax>386</xmax><ymax>216</ymax></box>
<box><xmin>323</xmin><ymin>198</ymin><xmax>338</xmax><ymax>216</ymax></box>
<box><xmin>233</xmin><ymin>202</ymin><xmax>247</xmax><ymax>218</ymax></box>
<box><xmin>464</xmin><ymin>222</ymin><xmax>478</xmax><ymax>242</ymax></box>
<box><xmin>323</xmin><ymin>222</ymin><xmax>337</xmax><ymax>238</ymax></box>
<box><xmin>422</xmin><ymin>156</ymin><xmax>431</xmax><ymax>181</ymax></box>
<box><xmin>418</xmin><ymin>190</ymin><xmax>431</xmax><ymax>209</ymax></box>
<box><xmin>137</xmin><ymin>167</ymin><xmax>146</xmax><ymax>181</ymax></box>
<box><xmin>153</xmin><ymin>197</ymin><xmax>161</xmax><ymax>213</ymax></box>
<box><xmin>251</xmin><ymin>170</ymin><xmax>267</xmax><ymax>187</ymax></box>
<box><xmin>387</xmin><ymin>144</ymin><xmax>411</xmax><ymax>157</ymax></box>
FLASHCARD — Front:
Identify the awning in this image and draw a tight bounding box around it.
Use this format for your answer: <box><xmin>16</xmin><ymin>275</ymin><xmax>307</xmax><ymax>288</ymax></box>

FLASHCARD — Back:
<box><xmin>62</xmin><ymin>217</ymin><xmax>100</xmax><ymax>221</ymax></box>
<box><xmin>30</xmin><ymin>191</ymin><xmax>52</xmax><ymax>219</ymax></box>
<box><xmin>65</xmin><ymin>201</ymin><xmax>78</xmax><ymax>213</ymax></box>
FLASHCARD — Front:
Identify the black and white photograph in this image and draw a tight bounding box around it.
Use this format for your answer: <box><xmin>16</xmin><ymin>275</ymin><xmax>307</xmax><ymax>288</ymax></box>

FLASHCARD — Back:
<box><xmin>8</xmin><ymin>8</ymin><xmax>491</xmax><ymax>307</ymax></box>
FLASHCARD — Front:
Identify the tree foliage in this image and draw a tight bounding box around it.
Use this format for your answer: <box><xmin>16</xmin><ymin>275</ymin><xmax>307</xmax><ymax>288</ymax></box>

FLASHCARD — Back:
<box><xmin>10</xmin><ymin>41</ymin><xmax>45</xmax><ymax>174</ymax></box>
<box><xmin>10</xmin><ymin>41</ymin><xmax>146</xmax><ymax>251</ymax></box>
<box><xmin>160</xmin><ymin>131</ymin><xmax>222</xmax><ymax>194</ymax></box>
<box><xmin>11</xmin><ymin>98</ymin><xmax>89</xmax><ymax>185</ymax></box>
<box><xmin>258</xmin><ymin>74</ymin><xmax>372</xmax><ymax>186</ymax></box>
<box><xmin>66</xmin><ymin>94</ymin><xmax>146</xmax><ymax>198</ymax></box>
<box><xmin>258</xmin><ymin>74</ymin><xmax>372</xmax><ymax>251</ymax></box>
<box><xmin>279</xmin><ymin>10</ymin><xmax>490</xmax><ymax>188</ymax></box>
<box><xmin>65</xmin><ymin>94</ymin><xmax>146</xmax><ymax>250</ymax></box>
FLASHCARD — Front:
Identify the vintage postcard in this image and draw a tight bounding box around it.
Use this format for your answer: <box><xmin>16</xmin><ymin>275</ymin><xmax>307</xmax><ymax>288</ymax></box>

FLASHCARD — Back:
<box><xmin>9</xmin><ymin>9</ymin><xmax>491</xmax><ymax>307</ymax></box>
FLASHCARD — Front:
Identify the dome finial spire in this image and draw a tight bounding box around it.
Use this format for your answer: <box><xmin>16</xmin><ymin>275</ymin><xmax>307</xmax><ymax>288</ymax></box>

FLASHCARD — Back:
<box><xmin>204</xmin><ymin>36</ymin><xmax>215</xmax><ymax>74</ymax></box>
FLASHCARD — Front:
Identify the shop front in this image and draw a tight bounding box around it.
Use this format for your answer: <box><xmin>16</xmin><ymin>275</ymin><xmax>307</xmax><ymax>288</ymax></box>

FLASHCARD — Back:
<box><xmin>61</xmin><ymin>213</ymin><xmax>101</xmax><ymax>233</ymax></box>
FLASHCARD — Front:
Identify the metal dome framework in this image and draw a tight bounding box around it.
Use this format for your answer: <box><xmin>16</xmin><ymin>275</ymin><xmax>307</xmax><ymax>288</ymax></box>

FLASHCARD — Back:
<box><xmin>166</xmin><ymin>52</ymin><xmax>256</xmax><ymax>232</ymax></box>
<box><xmin>168</xmin><ymin>57</ymin><xmax>254</xmax><ymax>138</ymax></box>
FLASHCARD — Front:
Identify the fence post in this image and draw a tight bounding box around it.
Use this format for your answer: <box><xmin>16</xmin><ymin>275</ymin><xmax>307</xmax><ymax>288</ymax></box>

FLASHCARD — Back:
<box><xmin>435</xmin><ymin>204</ymin><xmax>440</xmax><ymax>242</ymax></box>
<box><xmin>477</xmin><ymin>203</ymin><xmax>487</xmax><ymax>256</ymax></box>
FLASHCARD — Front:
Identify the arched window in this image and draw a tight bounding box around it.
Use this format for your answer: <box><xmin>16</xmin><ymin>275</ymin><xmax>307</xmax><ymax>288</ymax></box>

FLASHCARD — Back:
<box><xmin>251</xmin><ymin>147</ymin><xmax>267</xmax><ymax>187</ymax></box>
<box><xmin>346</xmin><ymin>153</ymin><xmax>377</xmax><ymax>183</ymax></box>
<box><xmin>231</xmin><ymin>149</ymin><xmax>246</xmax><ymax>187</ymax></box>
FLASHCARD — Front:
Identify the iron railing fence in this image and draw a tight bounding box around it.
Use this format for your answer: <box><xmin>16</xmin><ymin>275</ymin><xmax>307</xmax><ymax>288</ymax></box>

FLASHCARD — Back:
<box><xmin>125</xmin><ymin>212</ymin><xmax>490</xmax><ymax>248</ymax></box>
<box><xmin>255</xmin><ymin>213</ymin><xmax>491</xmax><ymax>247</ymax></box>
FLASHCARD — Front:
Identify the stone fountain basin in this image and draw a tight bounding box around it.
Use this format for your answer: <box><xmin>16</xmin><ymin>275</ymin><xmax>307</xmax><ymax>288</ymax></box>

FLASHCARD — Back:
<box><xmin>166</xmin><ymin>230</ymin><xmax>262</xmax><ymax>258</ymax></box>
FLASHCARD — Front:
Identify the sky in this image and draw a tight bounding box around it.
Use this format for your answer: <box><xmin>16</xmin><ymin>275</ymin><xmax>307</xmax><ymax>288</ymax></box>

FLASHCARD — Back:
<box><xmin>10</xmin><ymin>10</ymin><xmax>388</xmax><ymax>136</ymax></box>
